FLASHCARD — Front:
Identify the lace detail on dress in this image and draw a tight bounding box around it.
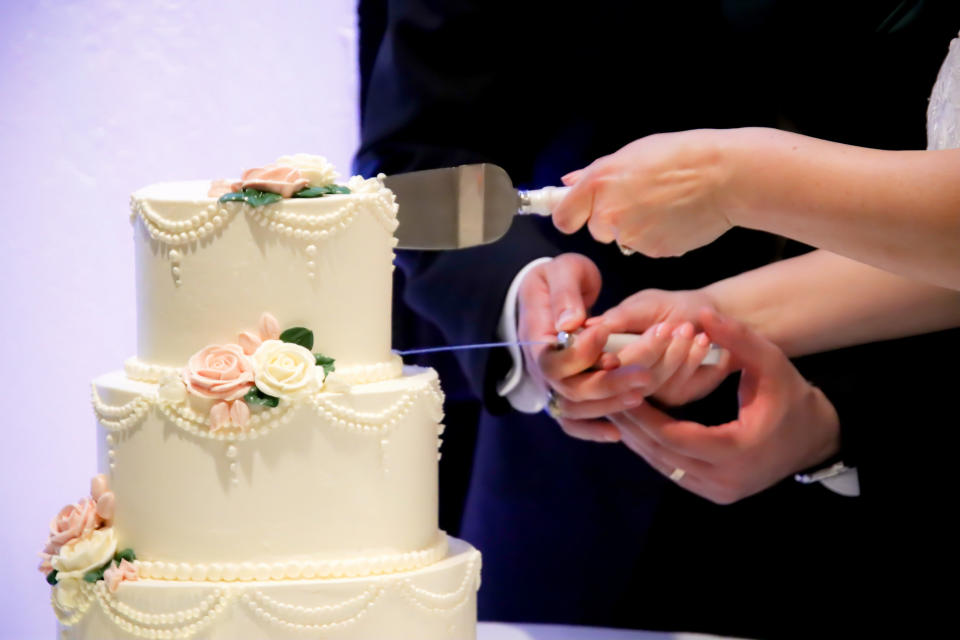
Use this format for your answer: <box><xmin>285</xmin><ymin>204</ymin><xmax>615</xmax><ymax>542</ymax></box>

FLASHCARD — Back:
<box><xmin>927</xmin><ymin>32</ymin><xmax>960</xmax><ymax>151</ymax></box>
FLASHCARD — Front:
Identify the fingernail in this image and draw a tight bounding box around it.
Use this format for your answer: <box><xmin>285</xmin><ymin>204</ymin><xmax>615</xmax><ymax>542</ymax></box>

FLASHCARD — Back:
<box><xmin>655</xmin><ymin>322</ymin><xmax>670</xmax><ymax>338</ymax></box>
<box><xmin>556</xmin><ymin>310</ymin><xmax>578</xmax><ymax>331</ymax></box>
<box><xmin>672</xmin><ymin>322</ymin><xmax>694</xmax><ymax>339</ymax></box>
<box><xmin>599</xmin><ymin>353</ymin><xmax>620</xmax><ymax>370</ymax></box>
<box><xmin>696</xmin><ymin>333</ymin><xmax>710</xmax><ymax>346</ymax></box>
<box><xmin>604</xmin><ymin>430</ymin><xmax>621</xmax><ymax>443</ymax></box>
<box><xmin>624</xmin><ymin>392</ymin><xmax>645</xmax><ymax>407</ymax></box>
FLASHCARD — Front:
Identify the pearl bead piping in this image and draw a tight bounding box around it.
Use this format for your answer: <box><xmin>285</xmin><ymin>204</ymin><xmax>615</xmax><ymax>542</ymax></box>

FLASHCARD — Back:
<box><xmin>51</xmin><ymin>583</ymin><xmax>96</xmax><ymax>626</ymax></box>
<box><xmin>244</xmin><ymin>585</ymin><xmax>378</xmax><ymax>618</ymax></box>
<box><xmin>92</xmin><ymin>378</ymin><xmax>442</xmax><ymax>441</ymax></box>
<box><xmin>129</xmin><ymin>177</ymin><xmax>398</xmax><ymax>250</ymax></box>
<box><xmin>135</xmin><ymin>534</ymin><xmax>448</xmax><ymax>582</ymax></box>
<box><xmin>92</xmin><ymin>582</ymin><xmax>230</xmax><ymax>639</ymax></box>
<box><xmin>399</xmin><ymin>556</ymin><xmax>481</xmax><ymax>613</ymax></box>
<box><xmin>241</xmin><ymin>587</ymin><xmax>383</xmax><ymax>632</ymax></box>
<box><xmin>91</xmin><ymin>385</ymin><xmax>151</xmax><ymax>432</ymax></box>
<box><xmin>55</xmin><ymin>548</ymin><xmax>482</xmax><ymax>637</ymax></box>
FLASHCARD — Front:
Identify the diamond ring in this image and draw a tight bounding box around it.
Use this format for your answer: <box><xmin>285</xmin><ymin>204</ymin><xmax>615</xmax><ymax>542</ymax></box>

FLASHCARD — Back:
<box><xmin>546</xmin><ymin>389</ymin><xmax>563</xmax><ymax>420</ymax></box>
<box><xmin>616</xmin><ymin>240</ymin><xmax>636</xmax><ymax>256</ymax></box>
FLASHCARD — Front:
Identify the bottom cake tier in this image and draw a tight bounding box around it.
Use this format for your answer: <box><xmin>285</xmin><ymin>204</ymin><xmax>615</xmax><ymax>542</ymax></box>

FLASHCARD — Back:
<box><xmin>55</xmin><ymin>538</ymin><xmax>481</xmax><ymax>640</ymax></box>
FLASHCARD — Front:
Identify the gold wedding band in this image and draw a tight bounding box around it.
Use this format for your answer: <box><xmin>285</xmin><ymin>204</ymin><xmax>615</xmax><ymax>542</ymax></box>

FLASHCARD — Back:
<box><xmin>669</xmin><ymin>467</ymin><xmax>686</xmax><ymax>482</ymax></box>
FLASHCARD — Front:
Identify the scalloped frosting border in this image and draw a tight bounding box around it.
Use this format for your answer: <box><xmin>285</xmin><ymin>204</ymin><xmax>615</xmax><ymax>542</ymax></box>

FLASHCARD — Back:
<box><xmin>135</xmin><ymin>534</ymin><xmax>448</xmax><ymax>582</ymax></box>
<box><xmin>55</xmin><ymin>548</ymin><xmax>481</xmax><ymax>638</ymax></box>
<box><xmin>124</xmin><ymin>355</ymin><xmax>404</xmax><ymax>386</ymax></box>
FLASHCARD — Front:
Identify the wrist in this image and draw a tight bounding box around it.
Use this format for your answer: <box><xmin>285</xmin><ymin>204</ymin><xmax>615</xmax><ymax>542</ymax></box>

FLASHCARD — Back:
<box><xmin>803</xmin><ymin>385</ymin><xmax>842</xmax><ymax>470</ymax></box>
<box><xmin>715</xmin><ymin>127</ymin><xmax>787</xmax><ymax>231</ymax></box>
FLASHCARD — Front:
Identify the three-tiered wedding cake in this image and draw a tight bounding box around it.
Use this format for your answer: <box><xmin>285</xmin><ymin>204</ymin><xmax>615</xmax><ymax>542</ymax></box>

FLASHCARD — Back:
<box><xmin>41</xmin><ymin>156</ymin><xmax>481</xmax><ymax>639</ymax></box>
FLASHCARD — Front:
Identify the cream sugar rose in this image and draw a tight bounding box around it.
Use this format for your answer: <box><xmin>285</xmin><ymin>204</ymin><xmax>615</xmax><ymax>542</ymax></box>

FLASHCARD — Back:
<box><xmin>159</xmin><ymin>312</ymin><xmax>333</xmax><ymax>432</ymax></box>
<box><xmin>47</xmin><ymin>155</ymin><xmax>481</xmax><ymax>640</ymax></box>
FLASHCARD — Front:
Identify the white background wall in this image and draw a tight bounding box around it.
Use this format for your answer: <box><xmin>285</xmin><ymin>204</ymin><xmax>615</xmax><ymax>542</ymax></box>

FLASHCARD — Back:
<box><xmin>0</xmin><ymin>2</ymin><xmax>360</xmax><ymax>636</ymax></box>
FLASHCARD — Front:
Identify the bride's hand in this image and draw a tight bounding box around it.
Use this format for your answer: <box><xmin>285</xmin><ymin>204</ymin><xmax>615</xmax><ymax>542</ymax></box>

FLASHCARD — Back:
<box><xmin>597</xmin><ymin>288</ymin><xmax>734</xmax><ymax>406</ymax></box>
<box><xmin>546</xmin><ymin>288</ymin><xmax>735</xmax><ymax>433</ymax></box>
<box><xmin>552</xmin><ymin>129</ymin><xmax>735</xmax><ymax>257</ymax></box>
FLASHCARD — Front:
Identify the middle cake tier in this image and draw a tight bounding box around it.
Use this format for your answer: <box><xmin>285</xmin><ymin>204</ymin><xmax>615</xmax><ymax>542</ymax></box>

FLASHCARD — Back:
<box><xmin>91</xmin><ymin>366</ymin><xmax>445</xmax><ymax>580</ymax></box>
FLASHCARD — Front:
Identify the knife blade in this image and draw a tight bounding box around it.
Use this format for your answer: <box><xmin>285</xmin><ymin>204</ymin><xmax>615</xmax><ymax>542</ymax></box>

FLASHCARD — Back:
<box><xmin>397</xmin><ymin>332</ymin><xmax>723</xmax><ymax>366</ymax></box>
<box><xmin>384</xmin><ymin>163</ymin><xmax>569</xmax><ymax>250</ymax></box>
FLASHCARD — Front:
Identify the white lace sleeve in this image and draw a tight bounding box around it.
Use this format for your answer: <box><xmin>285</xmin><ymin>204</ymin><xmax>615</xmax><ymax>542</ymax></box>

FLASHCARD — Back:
<box><xmin>926</xmin><ymin>32</ymin><xmax>960</xmax><ymax>151</ymax></box>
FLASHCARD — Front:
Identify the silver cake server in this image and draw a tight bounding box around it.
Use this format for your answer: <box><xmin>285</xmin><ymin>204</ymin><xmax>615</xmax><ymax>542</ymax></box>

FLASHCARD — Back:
<box><xmin>384</xmin><ymin>163</ymin><xmax>569</xmax><ymax>250</ymax></box>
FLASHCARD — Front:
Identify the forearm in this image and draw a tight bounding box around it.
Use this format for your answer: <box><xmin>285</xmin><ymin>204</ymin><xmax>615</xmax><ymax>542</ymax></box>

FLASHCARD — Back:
<box><xmin>703</xmin><ymin>250</ymin><xmax>960</xmax><ymax>356</ymax></box>
<box><xmin>721</xmin><ymin>128</ymin><xmax>960</xmax><ymax>290</ymax></box>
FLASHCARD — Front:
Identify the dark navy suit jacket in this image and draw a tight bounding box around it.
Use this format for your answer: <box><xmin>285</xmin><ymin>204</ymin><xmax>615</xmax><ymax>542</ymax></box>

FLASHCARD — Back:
<box><xmin>354</xmin><ymin>2</ymin><xmax>960</xmax><ymax>636</ymax></box>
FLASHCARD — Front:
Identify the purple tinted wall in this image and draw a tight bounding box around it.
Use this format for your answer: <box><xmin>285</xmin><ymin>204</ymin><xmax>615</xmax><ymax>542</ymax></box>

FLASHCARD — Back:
<box><xmin>0</xmin><ymin>2</ymin><xmax>359</xmax><ymax>636</ymax></box>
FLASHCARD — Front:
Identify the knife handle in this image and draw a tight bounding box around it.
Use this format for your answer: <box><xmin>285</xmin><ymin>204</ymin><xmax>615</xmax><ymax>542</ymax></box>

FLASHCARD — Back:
<box><xmin>606</xmin><ymin>333</ymin><xmax>723</xmax><ymax>365</ymax></box>
<box><xmin>558</xmin><ymin>331</ymin><xmax>724</xmax><ymax>366</ymax></box>
<box><xmin>518</xmin><ymin>186</ymin><xmax>571</xmax><ymax>216</ymax></box>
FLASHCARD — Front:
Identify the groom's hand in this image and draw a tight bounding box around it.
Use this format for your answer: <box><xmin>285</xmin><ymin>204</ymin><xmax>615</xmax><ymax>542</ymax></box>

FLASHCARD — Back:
<box><xmin>517</xmin><ymin>254</ymin><xmax>652</xmax><ymax>442</ymax></box>
<box><xmin>609</xmin><ymin>309</ymin><xmax>841</xmax><ymax>504</ymax></box>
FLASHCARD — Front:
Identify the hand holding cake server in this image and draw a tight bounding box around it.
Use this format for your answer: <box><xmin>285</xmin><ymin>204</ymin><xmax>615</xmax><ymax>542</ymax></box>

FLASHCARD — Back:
<box><xmin>529</xmin><ymin>125</ymin><xmax>960</xmax><ymax>501</ymax></box>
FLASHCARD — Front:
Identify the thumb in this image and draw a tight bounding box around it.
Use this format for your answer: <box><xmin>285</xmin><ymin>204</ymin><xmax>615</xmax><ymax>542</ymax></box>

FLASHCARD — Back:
<box><xmin>698</xmin><ymin>308</ymin><xmax>777</xmax><ymax>375</ymax></box>
<box><xmin>546</xmin><ymin>255</ymin><xmax>601</xmax><ymax>332</ymax></box>
<box><xmin>600</xmin><ymin>297</ymin><xmax>664</xmax><ymax>334</ymax></box>
<box><xmin>552</xmin><ymin>172</ymin><xmax>595</xmax><ymax>235</ymax></box>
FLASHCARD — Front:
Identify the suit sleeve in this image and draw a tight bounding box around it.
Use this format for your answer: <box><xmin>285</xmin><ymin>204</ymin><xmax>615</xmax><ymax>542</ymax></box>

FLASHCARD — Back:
<box><xmin>353</xmin><ymin>1</ymin><xmax>572</xmax><ymax>410</ymax></box>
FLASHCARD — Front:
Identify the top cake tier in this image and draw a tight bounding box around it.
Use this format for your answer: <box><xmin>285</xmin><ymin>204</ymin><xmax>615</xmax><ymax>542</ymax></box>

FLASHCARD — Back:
<box><xmin>130</xmin><ymin>170</ymin><xmax>399</xmax><ymax>376</ymax></box>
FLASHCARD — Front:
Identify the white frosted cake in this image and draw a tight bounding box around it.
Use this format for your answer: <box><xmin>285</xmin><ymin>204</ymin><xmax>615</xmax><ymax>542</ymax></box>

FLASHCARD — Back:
<box><xmin>41</xmin><ymin>156</ymin><xmax>481</xmax><ymax>639</ymax></box>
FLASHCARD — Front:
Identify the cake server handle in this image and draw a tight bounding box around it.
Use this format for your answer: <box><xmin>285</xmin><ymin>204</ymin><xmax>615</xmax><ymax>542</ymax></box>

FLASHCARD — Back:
<box><xmin>517</xmin><ymin>186</ymin><xmax>571</xmax><ymax>216</ymax></box>
<box><xmin>558</xmin><ymin>331</ymin><xmax>724</xmax><ymax>366</ymax></box>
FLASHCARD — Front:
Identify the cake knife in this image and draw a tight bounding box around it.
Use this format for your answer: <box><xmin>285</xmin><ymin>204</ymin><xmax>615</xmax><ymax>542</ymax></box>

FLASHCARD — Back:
<box><xmin>384</xmin><ymin>163</ymin><xmax>568</xmax><ymax>250</ymax></box>
<box><xmin>397</xmin><ymin>331</ymin><xmax>723</xmax><ymax>366</ymax></box>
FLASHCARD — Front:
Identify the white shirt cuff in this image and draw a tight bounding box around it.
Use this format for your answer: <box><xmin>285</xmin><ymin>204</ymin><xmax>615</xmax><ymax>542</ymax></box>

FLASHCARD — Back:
<box><xmin>496</xmin><ymin>257</ymin><xmax>553</xmax><ymax>414</ymax></box>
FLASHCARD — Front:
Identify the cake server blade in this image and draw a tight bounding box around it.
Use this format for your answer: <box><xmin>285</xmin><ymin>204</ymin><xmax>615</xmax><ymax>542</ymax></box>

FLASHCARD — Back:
<box><xmin>384</xmin><ymin>163</ymin><xmax>570</xmax><ymax>250</ymax></box>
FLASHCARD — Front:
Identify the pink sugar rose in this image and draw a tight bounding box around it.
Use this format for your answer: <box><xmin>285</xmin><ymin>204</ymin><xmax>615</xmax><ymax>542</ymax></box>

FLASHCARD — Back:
<box><xmin>259</xmin><ymin>312</ymin><xmax>281</xmax><ymax>341</ymax></box>
<box><xmin>231</xmin><ymin>164</ymin><xmax>309</xmax><ymax>198</ymax></box>
<box><xmin>183</xmin><ymin>344</ymin><xmax>255</xmax><ymax>402</ymax></box>
<box><xmin>103</xmin><ymin>559</ymin><xmax>138</xmax><ymax>593</ymax></box>
<box><xmin>207</xmin><ymin>178</ymin><xmax>235</xmax><ymax>198</ymax></box>
<box><xmin>209</xmin><ymin>399</ymin><xmax>251</xmax><ymax>432</ymax></box>
<box><xmin>237</xmin><ymin>331</ymin><xmax>262</xmax><ymax>355</ymax></box>
<box><xmin>48</xmin><ymin>498</ymin><xmax>100</xmax><ymax>553</ymax></box>
<box><xmin>238</xmin><ymin>313</ymin><xmax>281</xmax><ymax>354</ymax></box>
<box><xmin>38</xmin><ymin>553</ymin><xmax>53</xmax><ymax>575</ymax></box>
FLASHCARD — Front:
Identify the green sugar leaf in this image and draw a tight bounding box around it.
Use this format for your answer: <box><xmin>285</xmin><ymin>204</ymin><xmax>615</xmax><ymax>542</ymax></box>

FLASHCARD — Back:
<box><xmin>314</xmin><ymin>353</ymin><xmax>336</xmax><ymax>378</ymax></box>
<box><xmin>83</xmin><ymin>565</ymin><xmax>107</xmax><ymax>583</ymax></box>
<box><xmin>293</xmin><ymin>186</ymin><xmax>328</xmax><ymax>198</ymax></box>
<box><xmin>293</xmin><ymin>185</ymin><xmax>351</xmax><ymax>198</ymax></box>
<box><xmin>279</xmin><ymin>327</ymin><xmax>314</xmax><ymax>350</ymax></box>
<box><xmin>218</xmin><ymin>191</ymin><xmax>247</xmax><ymax>203</ymax></box>
<box><xmin>46</xmin><ymin>570</ymin><xmax>58</xmax><ymax>586</ymax></box>
<box><xmin>114</xmin><ymin>548</ymin><xmax>136</xmax><ymax>564</ymax></box>
<box><xmin>218</xmin><ymin>188</ymin><xmax>283</xmax><ymax>207</ymax></box>
<box><xmin>244</xmin><ymin>387</ymin><xmax>279</xmax><ymax>408</ymax></box>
